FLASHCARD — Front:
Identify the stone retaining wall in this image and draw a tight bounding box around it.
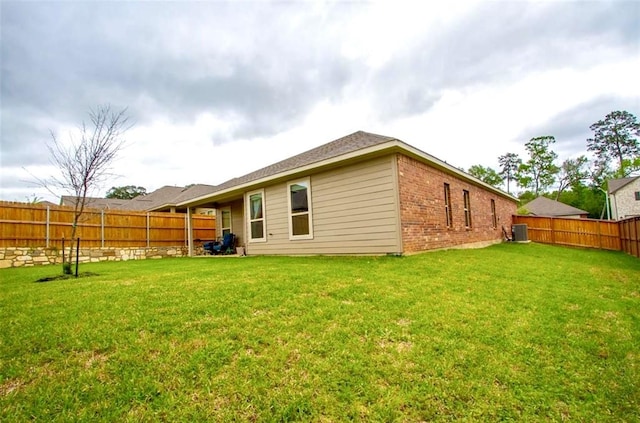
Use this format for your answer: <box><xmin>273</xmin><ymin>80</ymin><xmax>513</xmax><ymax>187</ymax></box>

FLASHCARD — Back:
<box><xmin>0</xmin><ymin>246</ymin><xmax>191</xmax><ymax>269</ymax></box>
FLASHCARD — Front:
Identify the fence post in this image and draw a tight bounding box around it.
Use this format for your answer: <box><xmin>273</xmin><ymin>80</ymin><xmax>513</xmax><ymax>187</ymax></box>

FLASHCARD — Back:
<box><xmin>597</xmin><ymin>220</ymin><xmax>602</xmax><ymax>249</ymax></box>
<box><xmin>101</xmin><ymin>210</ymin><xmax>105</xmax><ymax>248</ymax></box>
<box><xmin>46</xmin><ymin>206</ymin><xmax>50</xmax><ymax>248</ymax></box>
<box><xmin>146</xmin><ymin>213</ymin><xmax>150</xmax><ymax>248</ymax></box>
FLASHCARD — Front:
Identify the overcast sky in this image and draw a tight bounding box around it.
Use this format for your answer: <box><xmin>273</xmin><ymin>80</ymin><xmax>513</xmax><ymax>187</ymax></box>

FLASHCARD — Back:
<box><xmin>1</xmin><ymin>0</ymin><xmax>638</xmax><ymax>203</ymax></box>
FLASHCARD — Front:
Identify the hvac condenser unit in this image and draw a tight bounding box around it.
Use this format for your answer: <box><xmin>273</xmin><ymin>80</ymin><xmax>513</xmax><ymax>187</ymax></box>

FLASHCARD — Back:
<box><xmin>512</xmin><ymin>224</ymin><xmax>528</xmax><ymax>242</ymax></box>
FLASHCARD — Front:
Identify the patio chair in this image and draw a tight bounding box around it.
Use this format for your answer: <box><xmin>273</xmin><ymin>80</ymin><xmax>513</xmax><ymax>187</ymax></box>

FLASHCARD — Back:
<box><xmin>212</xmin><ymin>233</ymin><xmax>236</xmax><ymax>255</ymax></box>
<box><xmin>202</xmin><ymin>239</ymin><xmax>220</xmax><ymax>255</ymax></box>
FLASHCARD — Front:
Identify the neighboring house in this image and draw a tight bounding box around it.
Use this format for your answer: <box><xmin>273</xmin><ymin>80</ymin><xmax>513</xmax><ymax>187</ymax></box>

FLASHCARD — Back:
<box><xmin>60</xmin><ymin>195</ymin><xmax>134</xmax><ymax>210</ymax></box>
<box><xmin>60</xmin><ymin>184</ymin><xmax>218</xmax><ymax>214</ymax></box>
<box><xmin>179</xmin><ymin>131</ymin><xmax>518</xmax><ymax>256</ymax></box>
<box><xmin>520</xmin><ymin>196</ymin><xmax>589</xmax><ymax>219</ymax></box>
<box><xmin>608</xmin><ymin>176</ymin><xmax>640</xmax><ymax>220</ymax></box>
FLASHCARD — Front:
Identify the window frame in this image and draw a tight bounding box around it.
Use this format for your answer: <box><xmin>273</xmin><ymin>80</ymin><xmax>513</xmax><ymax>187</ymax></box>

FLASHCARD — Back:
<box><xmin>635</xmin><ymin>191</ymin><xmax>640</xmax><ymax>201</ymax></box>
<box><xmin>490</xmin><ymin>199</ymin><xmax>497</xmax><ymax>229</ymax></box>
<box><xmin>246</xmin><ymin>189</ymin><xmax>266</xmax><ymax>243</ymax></box>
<box><xmin>463</xmin><ymin>190</ymin><xmax>472</xmax><ymax>228</ymax></box>
<box><xmin>444</xmin><ymin>183</ymin><xmax>452</xmax><ymax>228</ymax></box>
<box><xmin>287</xmin><ymin>177</ymin><xmax>314</xmax><ymax>240</ymax></box>
<box><xmin>219</xmin><ymin>207</ymin><xmax>232</xmax><ymax>237</ymax></box>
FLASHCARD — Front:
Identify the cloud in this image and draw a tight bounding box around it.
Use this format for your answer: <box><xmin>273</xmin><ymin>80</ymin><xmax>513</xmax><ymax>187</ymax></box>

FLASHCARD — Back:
<box><xmin>1</xmin><ymin>0</ymin><xmax>638</xmax><ymax>202</ymax></box>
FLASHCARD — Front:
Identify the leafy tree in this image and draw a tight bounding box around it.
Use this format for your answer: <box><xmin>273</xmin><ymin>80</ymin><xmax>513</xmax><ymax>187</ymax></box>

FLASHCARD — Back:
<box><xmin>555</xmin><ymin>155</ymin><xmax>588</xmax><ymax>200</ymax></box>
<box><xmin>106</xmin><ymin>185</ymin><xmax>147</xmax><ymax>199</ymax></box>
<box><xmin>467</xmin><ymin>165</ymin><xmax>504</xmax><ymax>188</ymax></box>
<box><xmin>587</xmin><ymin>110</ymin><xmax>640</xmax><ymax>177</ymax></box>
<box><xmin>40</xmin><ymin>105</ymin><xmax>131</xmax><ymax>274</ymax></box>
<box><xmin>556</xmin><ymin>186</ymin><xmax>605</xmax><ymax>219</ymax></box>
<box><xmin>588</xmin><ymin>158</ymin><xmax>614</xmax><ymax>189</ymax></box>
<box><xmin>498</xmin><ymin>152</ymin><xmax>521</xmax><ymax>194</ymax></box>
<box><xmin>516</xmin><ymin>136</ymin><xmax>560</xmax><ymax>196</ymax></box>
<box><xmin>517</xmin><ymin>190</ymin><xmax>537</xmax><ymax>205</ymax></box>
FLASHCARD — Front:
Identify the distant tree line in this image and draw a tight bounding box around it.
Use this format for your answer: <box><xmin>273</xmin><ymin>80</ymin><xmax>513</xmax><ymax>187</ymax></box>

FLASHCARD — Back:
<box><xmin>465</xmin><ymin>110</ymin><xmax>640</xmax><ymax>218</ymax></box>
<box><xmin>106</xmin><ymin>185</ymin><xmax>147</xmax><ymax>199</ymax></box>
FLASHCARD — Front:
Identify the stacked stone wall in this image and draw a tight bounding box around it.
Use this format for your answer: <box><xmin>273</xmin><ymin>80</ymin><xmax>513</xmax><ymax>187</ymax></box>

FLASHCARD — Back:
<box><xmin>0</xmin><ymin>246</ymin><xmax>190</xmax><ymax>269</ymax></box>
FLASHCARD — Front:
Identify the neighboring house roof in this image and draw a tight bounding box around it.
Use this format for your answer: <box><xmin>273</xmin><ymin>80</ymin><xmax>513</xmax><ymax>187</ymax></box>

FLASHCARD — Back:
<box><xmin>179</xmin><ymin>130</ymin><xmax>516</xmax><ymax>207</ymax></box>
<box><xmin>145</xmin><ymin>184</ymin><xmax>219</xmax><ymax>211</ymax></box>
<box><xmin>60</xmin><ymin>196</ymin><xmax>134</xmax><ymax>210</ymax></box>
<box><xmin>59</xmin><ymin>185</ymin><xmax>207</xmax><ymax>212</ymax></box>
<box><xmin>608</xmin><ymin>176</ymin><xmax>639</xmax><ymax>194</ymax></box>
<box><xmin>124</xmin><ymin>185</ymin><xmax>188</xmax><ymax>211</ymax></box>
<box><xmin>521</xmin><ymin>196</ymin><xmax>588</xmax><ymax>217</ymax></box>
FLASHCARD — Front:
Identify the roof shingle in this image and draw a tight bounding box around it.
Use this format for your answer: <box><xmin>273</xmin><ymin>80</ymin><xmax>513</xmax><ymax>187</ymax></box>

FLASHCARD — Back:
<box><xmin>608</xmin><ymin>176</ymin><xmax>639</xmax><ymax>194</ymax></box>
<box><xmin>521</xmin><ymin>196</ymin><xmax>588</xmax><ymax>217</ymax></box>
<box><xmin>208</xmin><ymin>131</ymin><xmax>396</xmax><ymax>194</ymax></box>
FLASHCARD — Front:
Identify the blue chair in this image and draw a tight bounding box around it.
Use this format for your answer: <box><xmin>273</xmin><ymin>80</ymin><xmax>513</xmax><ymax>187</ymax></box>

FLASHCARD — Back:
<box><xmin>208</xmin><ymin>233</ymin><xmax>236</xmax><ymax>255</ymax></box>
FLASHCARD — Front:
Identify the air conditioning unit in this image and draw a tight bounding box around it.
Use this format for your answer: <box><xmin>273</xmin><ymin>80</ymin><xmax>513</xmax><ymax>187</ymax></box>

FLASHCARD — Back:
<box><xmin>512</xmin><ymin>224</ymin><xmax>528</xmax><ymax>242</ymax></box>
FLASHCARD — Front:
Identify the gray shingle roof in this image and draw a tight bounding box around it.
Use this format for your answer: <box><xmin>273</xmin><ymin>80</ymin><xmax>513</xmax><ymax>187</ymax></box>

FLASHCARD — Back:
<box><xmin>521</xmin><ymin>196</ymin><xmax>588</xmax><ymax>217</ymax></box>
<box><xmin>171</xmin><ymin>184</ymin><xmax>219</xmax><ymax>205</ymax></box>
<box><xmin>208</xmin><ymin>131</ymin><xmax>396</xmax><ymax>194</ymax></box>
<box><xmin>61</xmin><ymin>186</ymin><xmax>194</xmax><ymax>211</ymax></box>
<box><xmin>125</xmin><ymin>186</ymin><xmax>187</xmax><ymax>210</ymax></box>
<box><xmin>608</xmin><ymin>176</ymin><xmax>639</xmax><ymax>194</ymax></box>
<box><xmin>60</xmin><ymin>196</ymin><xmax>134</xmax><ymax>210</ymax></box>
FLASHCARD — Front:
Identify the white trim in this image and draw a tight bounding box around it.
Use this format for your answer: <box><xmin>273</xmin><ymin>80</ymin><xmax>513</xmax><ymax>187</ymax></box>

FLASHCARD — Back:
<box><xmin>246</xmin><ymin>189</ymin><xmax>267</xmax><ymax>243</ymax></box>
<box><xmin>287</xmin><ymin>177</ymin><xmax>314</xmax><ymax>240</ymax></box>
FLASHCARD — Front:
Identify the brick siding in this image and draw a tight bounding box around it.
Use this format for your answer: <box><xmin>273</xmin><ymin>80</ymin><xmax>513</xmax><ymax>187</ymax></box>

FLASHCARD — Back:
<box><xmin>397</xmin><ymin>155</ymin><xmax>516</xmax><ymax>253</ymax></box>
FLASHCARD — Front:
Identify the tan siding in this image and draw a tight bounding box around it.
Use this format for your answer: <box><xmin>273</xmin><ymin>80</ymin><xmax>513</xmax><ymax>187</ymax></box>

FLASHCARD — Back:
<box><xmin>246</xmin><ymin>156</ymin><xmax>401</xmax><ymax>255</ymax></box>
<box><xmin>230</xmin><ymin>199</ymin><xmax>245</xmax><ymax>246</ymax></box>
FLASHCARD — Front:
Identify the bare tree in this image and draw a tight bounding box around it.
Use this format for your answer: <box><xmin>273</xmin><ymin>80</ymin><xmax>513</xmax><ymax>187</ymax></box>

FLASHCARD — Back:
<box><xmin>42</xmin><ymin>105</ymin><xmax>131</xmax><ymax>271</ymax></box>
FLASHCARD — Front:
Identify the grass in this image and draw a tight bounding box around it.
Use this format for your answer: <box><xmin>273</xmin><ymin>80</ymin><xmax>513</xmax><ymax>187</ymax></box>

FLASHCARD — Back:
<box><xmin>1</xmin><ymin>243</ymin><xmax>639</xmax><ymax>421</ymax></box>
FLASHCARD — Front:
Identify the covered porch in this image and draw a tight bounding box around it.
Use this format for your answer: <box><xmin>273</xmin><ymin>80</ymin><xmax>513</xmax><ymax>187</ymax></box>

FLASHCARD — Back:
<box><xmin>185</xmin><ymin>195</ymin><xmax>246</xmax><ymax>257</ymax></box>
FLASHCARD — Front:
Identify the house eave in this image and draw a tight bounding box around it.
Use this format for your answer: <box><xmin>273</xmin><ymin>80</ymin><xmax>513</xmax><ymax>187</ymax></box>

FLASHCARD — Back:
<box><xmin>178</xmin><ymin>139</ymin><xmax>518</xmax><ymax>208</ymax></box>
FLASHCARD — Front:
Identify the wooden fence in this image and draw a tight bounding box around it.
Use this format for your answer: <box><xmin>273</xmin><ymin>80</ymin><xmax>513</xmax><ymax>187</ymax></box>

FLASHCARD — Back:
<box><xmin>0</xmin><ymin>201</ymin><xmax>216</xmax><ymax>248</ymax></box>
<box><xmin>512</xmin><ymin>215</ymin><xmax>640</xmax><ymax>258</ymax></box>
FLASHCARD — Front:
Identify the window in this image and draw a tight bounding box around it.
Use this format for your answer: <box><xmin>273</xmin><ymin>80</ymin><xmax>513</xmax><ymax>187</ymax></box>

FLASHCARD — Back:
<box><xmin>490</xmin><ymin>199</ymin><xmax>497</xmax><ymax>229</ymax></box>
<box><xmin>635</xmin><ymin>191</ymin><xmax>640</xmax><ymax>201</ymax></box>
<box><xmin>444</xmin><ymin>183</ymin><xmax>452</xmax><ymax>227</ymax></box>
<box><xmin>463</xmin><ymin>190</ymin><xmax>472</xmax><ymax>228</ymax></box>
<box><xmin>220</xmin><ymin>207</ymin><xmax>231</xmax><ymax>237</ymax></box>
<box><xmin>288</xmin><ymin>178</ymin><xmax>313</xmax><ymax>239</ymax></box>
<box><xmin>247</xmin><ymin>190</ymin><xmax>266</xmax><ymax>242</ymax></box>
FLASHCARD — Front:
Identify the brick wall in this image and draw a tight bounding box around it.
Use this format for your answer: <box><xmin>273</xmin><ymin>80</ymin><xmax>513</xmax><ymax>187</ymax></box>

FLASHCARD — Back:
<box><xmin>611</xmin><ymin>178</ymin><xmax>640</xmax><ymax>220</ymax></box>
<box><xmin>397</xmin><ymin>155</ymin><xmax>517</xmax><ymax>253</ymax></box>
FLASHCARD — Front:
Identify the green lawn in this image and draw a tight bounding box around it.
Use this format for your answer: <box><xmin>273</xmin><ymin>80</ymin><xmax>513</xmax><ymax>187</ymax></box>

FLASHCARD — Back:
<box><xmin>1</xmin><ymin>243</ymin><xmax>639</xmax><ymax>421</ymax></box>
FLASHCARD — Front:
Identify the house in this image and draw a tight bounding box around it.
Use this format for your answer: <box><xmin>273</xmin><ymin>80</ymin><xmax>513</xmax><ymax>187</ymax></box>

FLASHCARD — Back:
<box><xmin>60</xmin><ymin>195</ymin><xmax>136</xmax><ymax>210</ymax></box>
<box><xmin>60</xmin><ymin>184</ymin><xmax>218</xmax><ymax>214</ymax></box>
<box><xmin>179</xmin><ymin>131</ymin><xmax>518</xmax><ymax>256</ymax></box>
<box><xmin>608</xmin><ymin>176</ymin><xmax>640</xmax><ymax>220</ymax></box>
<box><xmin>520</xmin><ymin>196</ymin><xmax>589</xmax><ymax>219</ymax></box>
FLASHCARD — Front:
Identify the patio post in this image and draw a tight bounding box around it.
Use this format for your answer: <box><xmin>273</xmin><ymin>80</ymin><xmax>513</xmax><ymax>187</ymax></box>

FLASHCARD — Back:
<box><xmin>187</xmin><ymin>207</ymin><xmax>194</xmax><ymax>257</ymax></box>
